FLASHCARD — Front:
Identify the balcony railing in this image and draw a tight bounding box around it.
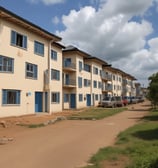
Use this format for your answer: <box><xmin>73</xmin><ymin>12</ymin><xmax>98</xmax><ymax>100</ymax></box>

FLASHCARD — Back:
<box><xmin>101</xmin><ymin>72</ymin><xmax>112</xmax><ymax>81</ymax></box>
<box><xmin>63</xmin><ymin>62</ymin><xmax>76</xmax><ymax>71</ymax></box>
<box><xmin>63</xmin><ymin>78</ymin><xmax>76</xmax><ymax>87</ymax></box>
<box><xmin>102</xmin><ymin>85</ymin><xmax>112</xmax><ymax>92</ymax></box>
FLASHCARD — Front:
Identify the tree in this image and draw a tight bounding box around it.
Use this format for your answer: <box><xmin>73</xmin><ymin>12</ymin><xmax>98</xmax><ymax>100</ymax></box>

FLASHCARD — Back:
<box><xmin>148</xmin><ymin>72</ymin><xmax>158</xmax><ymax>109</ymax></box>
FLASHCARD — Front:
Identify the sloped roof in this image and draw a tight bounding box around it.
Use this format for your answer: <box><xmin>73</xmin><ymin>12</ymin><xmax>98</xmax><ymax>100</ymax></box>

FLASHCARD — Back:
<box><xmin>0</xmin><ymin>6</ymin><xmax>61</xmax><ymax>41</ymax></box>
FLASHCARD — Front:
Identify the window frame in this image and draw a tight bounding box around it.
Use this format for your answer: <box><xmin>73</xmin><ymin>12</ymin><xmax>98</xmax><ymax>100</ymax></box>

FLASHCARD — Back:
<box><xmin>0</xmin><ymin>55</ymin><xmax>14</xmax><ymax>73</ymax></box>
<box><xmin>34</xmin><ymin>41</ymin><xmax>44</xmax><ymax>56</ymax></box>
<box><xmin>93</xmin><ymin>80</ymin><xmax>97</xmax><ymax>88</ymax></box>
<box><xmin>2</xmin><ymin>89</ymin><xmax>21</xmax><ymax>105</ymax></box>
<box><xmin>51</xmin><ymin>69</ymin><xmax>60</xmax><ymax>81</ymax></box>
<box><xmin>11</xmin><ymin>30</ymin><xmax>27</xmax><ymax>49</ymax></box>
<box><xmin>79</xmin><ymin>94</ymin><xmax>83</xmax><ymax>102</ymax></box>
<box><xmin>51</xmin><ymin>50</ymin><xmax>57</xmax><ymax>61</ymax></box>
<box><xmin>25</xmin><ymin>62</ymin><xmax>38</xmax><ymax>79</ymax></box>
<box><xmin>51</xmin><ymin>92</ymin><xmax>60</xmax><ymax>103</ymax></box>
<box><xmin>78</xmin><ymin>77</ymin><xmax>82</xmax><ymax>88</ymax></box>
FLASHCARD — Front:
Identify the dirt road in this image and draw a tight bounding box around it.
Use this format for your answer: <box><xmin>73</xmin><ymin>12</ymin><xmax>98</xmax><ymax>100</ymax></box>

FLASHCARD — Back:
<box><xmin>0</xmin><ymin>101</ymin><xmax>150</xmax><ymax>168</ymax></box>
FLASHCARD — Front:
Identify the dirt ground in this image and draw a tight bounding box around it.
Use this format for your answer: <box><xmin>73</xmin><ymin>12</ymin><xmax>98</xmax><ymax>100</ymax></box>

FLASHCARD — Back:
<box><xmin>0</xmin><ymin>101</ymin><xmax>151</xmax><ymax>168</ymax></box>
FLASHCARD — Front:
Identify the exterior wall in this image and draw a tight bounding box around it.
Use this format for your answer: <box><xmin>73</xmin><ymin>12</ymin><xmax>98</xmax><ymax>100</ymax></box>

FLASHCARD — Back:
<box><xmin>111</xmin><ymin>73</ymin><xmax>122</xmax><ymax>96</ymax></box>
<box><xmin>50</xmin><ymin>45</ymin><xmax>63</xmax><ymax>112</ymax></box>
<box><xmin>91</xmin><ymin>61</ymin><xmax>102</xmax><ymax>106</ymax></box>
<box><xmin>76</xmin><ymin>58</ymin><xmax>91</xmax><ymax>108</ymax></box>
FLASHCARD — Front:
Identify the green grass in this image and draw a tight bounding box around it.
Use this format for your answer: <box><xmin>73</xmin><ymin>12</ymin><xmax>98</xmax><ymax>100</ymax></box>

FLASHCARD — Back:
<box><xmin>83</xmin><ymin>109</ymin><xmax>158</xmax><ymax>168</ymax></box>
<box><xmin>18</xmin><ymin>123</ymin><xmax>45</xmax><ymax>128</ymax></box>
<box><xmin>67</xmin><ymin>107</ymin><xmax>127</xmax><ymax>120</ymax></box>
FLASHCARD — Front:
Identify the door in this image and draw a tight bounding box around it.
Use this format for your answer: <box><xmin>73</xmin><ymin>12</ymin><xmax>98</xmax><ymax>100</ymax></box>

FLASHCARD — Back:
<box><xmin>70</xmin><ymin>94</ymin><xmax>76</xmax><ymax>108</ymax></box>
<box><xmin>86</xmin><ymin>94</ymin><xmax>91</xmax><ymax>106</ymax></box>
<box><xmin>65</xmin><ymin>74</ymin><xmax>70</xmax><ymax>85</ymax></box>
<box><xmin>35</xmin><ymin>92</ymin><xmax>43</xmax><ymax>112</ymax></box>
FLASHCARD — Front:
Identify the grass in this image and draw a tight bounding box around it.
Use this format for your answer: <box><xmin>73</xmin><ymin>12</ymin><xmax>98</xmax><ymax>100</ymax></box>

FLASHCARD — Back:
<box><xmin>18</xmin><ymin>123</ymin><xmax>45</xmax><ymax>128</ymax></box>
<box><xmin>67</xmin><ymin>107</ymin><xmax>127</xmax><ymax>120</ymax></box>
<box><xmin>83</xmin><ymin>109</ymin><xmax>158</xmax><ymax>168</ymax></box>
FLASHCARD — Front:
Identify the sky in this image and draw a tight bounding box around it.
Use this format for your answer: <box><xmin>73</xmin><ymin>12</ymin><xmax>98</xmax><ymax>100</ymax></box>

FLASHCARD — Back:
<box><xmin>1</xmin><ymin>0</ymin><xmax>158</xmax><ymax>87</ymax></box>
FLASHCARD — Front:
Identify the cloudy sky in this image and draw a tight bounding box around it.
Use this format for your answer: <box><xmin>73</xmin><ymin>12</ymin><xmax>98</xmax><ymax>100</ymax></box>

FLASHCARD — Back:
<box><xmin>1</xmin><ymin>0</ymin><xmax>158</xmax><ymax>87</ymax></box>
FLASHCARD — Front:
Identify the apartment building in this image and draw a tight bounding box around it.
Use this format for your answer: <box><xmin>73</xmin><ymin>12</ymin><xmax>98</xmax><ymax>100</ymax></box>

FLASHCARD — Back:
<box><xmin>63</xmin><ymin>46</ymin><xmax>110</xmax><ymax>109</ymax></box>
<box><xmin>0</xmin><ymin>7</ymin><xmax>63</xmax><ymax>117</ymax></box>
<box><xmin>122</xmin><ymin>73</ymin><xmax>136</xmax><ymax>97</ymax></box>
<box><xmin>0</xmin><ymin>6</ymin><xmax>138</xmax><ymax>117</ymax></box>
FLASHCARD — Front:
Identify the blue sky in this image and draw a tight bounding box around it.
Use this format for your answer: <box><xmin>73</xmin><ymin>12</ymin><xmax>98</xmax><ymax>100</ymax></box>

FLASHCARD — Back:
<box><xmin>1</xmin><ymin>0</ymin><xmax>158</xmax><ymax>86</ymax></box>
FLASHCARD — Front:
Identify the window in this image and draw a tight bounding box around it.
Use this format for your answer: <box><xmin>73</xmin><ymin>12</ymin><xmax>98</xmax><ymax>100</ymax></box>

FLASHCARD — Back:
<box><xmin>93</xmin><ymin>67</ymin><xmax>98</xmax><ymax>75</ymax></box>
<box><xmin>78</xmin><ymin>77</ymin><xmax>82</xmax><ymax>88</ymax></box>
<box><xmin>95</xmin><ymin>94</ymin><xmax>98</xmax><ymax>101</ymax></box>
<box><xmin>79</xmin><ymin>61</ymin><xmax>82</xmax><ymax>71</ymax></box>
<box><xmin>64</xmin><ymin>58</ymin><xmax>71</xmax><ymax>67</ymax></box>
<box><xmin>84</xmin><ymin>79</ymin><xmax>91</xmax><ymax>87</ymax></box>
<box><xmin>51</xmin><ymin>92</ymin><xmax>60</xmax><ymax>103</ymax></box>
<box><xmin>51</xmin><ymin>69</ymin><xmax>60</xmax><ymax>80</ymax></box>
<box><xmin>93</xmin><ymin>80</ymin><xmax>97</xmax><ymax>88</ymax></box>
<box><xmin>11</xmin><ymin>30</ymin><xmax>27</xmax><ymax>49</ymax></box>
<box><xmin>64</xmin><ymin>94</ymin><xmax>69</xmax><ymax>103</ymax></box>
<box><xmin>0</xmin><ymin>55</ymin><xmax>14</xmax><ymax>72</ymax></box>
<box><xmin>84</xmin><ymin>64</ymin><xmax>91</xmax><ymax>72</ymax></box>
<box><xmin>51</xmin><ymin>50</ymin><xmax>57</xmax><ymax>60</ymax></box>
<box><xmin>79</xmin><ymin>94</ymin><xmax>83</xmax><ymax>102</ymax></box>
<box><xmin>98</xmin><ymin>82</ymin><xmax>102</xmax><ymax>89</ymax></box>
<box><xmin>34</xmin><ymin>41</ymin><xmax>44</xmax><ymax>56</ymax></box>
<box><xmin>113</xmin><ymin>75</ymin><xmax>115</xmax><ymax>80</ymax></box>
<box><xmin>2</xmin><ymin>89</ymin><xmax>20</xmax><ymax>105</ymax></box>
<box><xmin>26</xmin><ymin>62</ymin><xmax>37</xmax><ymax>79</ymax></box>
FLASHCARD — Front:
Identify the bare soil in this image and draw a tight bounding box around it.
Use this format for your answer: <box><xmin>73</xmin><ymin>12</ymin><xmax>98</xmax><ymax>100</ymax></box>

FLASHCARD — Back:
<box><xmin>0</xmin><ymin>101</ymin><xmax>150</xmax><ymax>168</ymax></box>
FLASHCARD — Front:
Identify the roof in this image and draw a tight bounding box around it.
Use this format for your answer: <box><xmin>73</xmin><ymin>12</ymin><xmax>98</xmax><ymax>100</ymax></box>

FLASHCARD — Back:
<box><xmin>0</xmin><ymin>6</ymin><xmax>61</xmax><ymax>41</ymax></box>
<box><xmin>63</xmin><ymin>45</ymin><xmax>91</xmax><ymax>58</ymax></box>
<box><xmin>85</xmin><ymin>56</ymin><xmax>110</xmax><ymax>66</ymax></box>
<box><xmin>106</xmin><ymin>67</ymin><xmax>137</xmax><ymax>80</ymax></box>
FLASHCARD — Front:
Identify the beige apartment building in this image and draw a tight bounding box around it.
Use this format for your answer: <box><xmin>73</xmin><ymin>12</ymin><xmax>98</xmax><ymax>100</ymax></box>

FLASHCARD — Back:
<box><xmin>0</xmin><ymin>6</ymin><xmax>138</xmax><ymax>117</ymax></box>
<box><xmin>63</xmin><ymin>46</ymin><xmax>110</xmax><ymax>109</ymax></box>
<box><xmin>0</xmin><ymin>7</ymin><xmax>63</xmax><ymax>117</ymax></box>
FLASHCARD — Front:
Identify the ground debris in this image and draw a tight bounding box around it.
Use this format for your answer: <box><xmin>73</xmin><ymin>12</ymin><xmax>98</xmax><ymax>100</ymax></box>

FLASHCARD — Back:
<box><xmin>0</xmin><ymin>120</ymin><xmax>7</xmax><ymax>128</ymax></box>
<box><xmin>0</xmin><ymin>137</ymin><xmax>14</xmax><ymax>145</ymax></box>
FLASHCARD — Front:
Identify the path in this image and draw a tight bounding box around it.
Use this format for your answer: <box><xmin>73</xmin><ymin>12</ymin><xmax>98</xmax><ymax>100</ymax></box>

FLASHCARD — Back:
<box><xmin>0</xmin><ymin>101</ymin><xmax>150</xmax><ymax>168</ymax></box>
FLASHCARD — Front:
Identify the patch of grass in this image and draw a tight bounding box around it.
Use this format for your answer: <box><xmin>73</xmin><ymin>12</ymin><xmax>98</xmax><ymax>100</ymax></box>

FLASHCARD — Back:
<box><xmin>68</xmin><ymin>107</ymin><xmax>127</xmax><ymax>120</ymax></box>
<box><xmin>83</xmin><ymin>108</ymin><xmax>158</xmax><ymax>168</ymax></box>
<box><xmin>18</xmin><ymin>123</ymin><xmax>45</xmax><ymax>128</ymax></box>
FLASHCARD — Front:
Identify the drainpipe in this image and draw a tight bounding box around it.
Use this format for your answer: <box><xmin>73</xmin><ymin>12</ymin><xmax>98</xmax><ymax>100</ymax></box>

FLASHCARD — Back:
<box><xmin>47</xmin><ymin>39</ymin><xmax>54</xmax><ymax>114</ymax></box>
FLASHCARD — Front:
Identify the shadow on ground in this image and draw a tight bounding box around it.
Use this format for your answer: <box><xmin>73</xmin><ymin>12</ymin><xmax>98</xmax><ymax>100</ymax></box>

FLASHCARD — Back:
<box><xmin>133</xmin><ymin>128</ymin><xmax>158</xmax><ymax>140</ymax></box>
<box><xmin>143</xmin><ymin>115</ymin><xmax>158</xmax><ymax>121</ymax></box>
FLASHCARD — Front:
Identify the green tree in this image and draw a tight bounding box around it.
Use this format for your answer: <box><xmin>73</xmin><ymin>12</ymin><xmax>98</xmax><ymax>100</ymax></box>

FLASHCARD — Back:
<box><xmin>148</xmin><ymin>72</ymin><xmax>158</xmax><ymax>109</ymax></box>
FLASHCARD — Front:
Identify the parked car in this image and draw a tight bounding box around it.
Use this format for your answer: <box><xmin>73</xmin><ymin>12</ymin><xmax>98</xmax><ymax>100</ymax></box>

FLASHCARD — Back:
<box><xmin>123</xmin><ymin>96</ymin><xmax>131</xmax><ymax>104</ymax></box>
<box><xmin>137</xmin><ymin>96</ymin><xmax>145</xmax><ymax>103</ymax></box>
<box><xmin>100</xmin><ymin>96</ymin><xmax>117</xmax><ymax>108</ymax></box>
<box><xmin>122</xmin><ymin>97</ymin><xmax>128</xmax><ymax>106</ymax></box>
<box><xmin>130</xmin><ymin>96</ymin><xmax>139</xmax><ymax>104</ymax></box>
<box><xmin>115</xmin><ymin>96</ymin><xmax>124</xmax><ymax>107</ymax></box>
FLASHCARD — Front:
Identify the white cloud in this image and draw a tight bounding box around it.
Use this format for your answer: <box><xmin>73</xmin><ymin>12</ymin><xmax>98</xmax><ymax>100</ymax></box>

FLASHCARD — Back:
<box><xmin>57</xmin><ymin>0</ymin><xmax>157</xmax><ymax>86</ymax></box>
<box><xmin>28</xmin><ymin>0</ymin><xmax>65</xmax><ymax>5</ymax></box>
<box><xmin>52</xmin><ymin>16</ymin><xmax>60</xmax><ymax>25</ymax></box>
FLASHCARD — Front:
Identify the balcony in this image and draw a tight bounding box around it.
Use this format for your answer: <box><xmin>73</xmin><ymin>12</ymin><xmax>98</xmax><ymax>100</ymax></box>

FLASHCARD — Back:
<box><xmin>101</xmin><ymin>72</ymin><xmax>112</xmax><ymax>81</ymax></box>
<box><xmin>63</xmin><ymin>62</ymin><xmax>76</xmax><ymax>72</ymax></box>
<box><xmin>102</xmin><ymin>85</ymin><xmax>112</xmax><ymax>92</ymax></box>
<box><xmin>63</xmin><ymin>78</ymin><xmax>76</xmax><ymax>88</ymax></box>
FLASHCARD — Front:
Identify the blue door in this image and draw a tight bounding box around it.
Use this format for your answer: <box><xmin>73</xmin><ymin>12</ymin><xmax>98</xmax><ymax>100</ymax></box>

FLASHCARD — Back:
<box><xmin>86</xmin><ymin>94</ymin><xmax>91</xmax><ymax>106</ymax></box>
<box><xmin>70</xmin><ymin>94</ymin><xmax>76</xmax><ymax>108</ymax></box>
<box><xmin>35</xmin><ymin>92</ymin><xmax>43</xmax><ymax>112</ymax></box>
